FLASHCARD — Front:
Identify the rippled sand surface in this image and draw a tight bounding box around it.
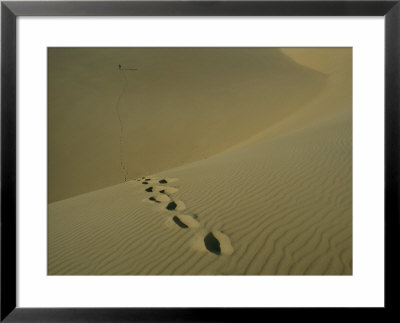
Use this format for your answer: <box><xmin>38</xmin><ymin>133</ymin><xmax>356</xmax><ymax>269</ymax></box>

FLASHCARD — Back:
<box><xmin>48</xmin><ymin>48</ymin><xmax>352</xmax><ymax>275</ymax></box>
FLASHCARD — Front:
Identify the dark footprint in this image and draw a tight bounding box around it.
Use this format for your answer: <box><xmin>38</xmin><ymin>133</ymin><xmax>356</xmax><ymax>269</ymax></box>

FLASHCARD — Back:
<box><xmin>158</xmin><ymin>187</ymin><xmax>178</xmax><ymax>195</ymax></box>
<box><xmin>166</xmin><ymin>201</ymin><xmax>177</xmax><ymax>211</ymax></box>
<box><xmin>159</xmin><ymin>179</ymin><xmax>168</xmax><ymax>184</ymax></box>
<box><xmin>166</xmin><ymin>200</ymin><xmax>185</xmax><ymax>211</ymax></box>
<box><xmin>142</xmin><ymin>182</ymin><xmax>149</xmax><ymax>185</ymax></box>
<box><xmin>149</xmin><ymin>197</ymin><xmax>160</xmax><ymax>203</ymax></box>
<box><xmin>145</xmin><ymin>187</ymin><xmax>153</xmax><ymax>192</ymax></box>
<box><xmin>204</xmin><ymin>232</ymin><xmax>221</xmax><ymax>255</ymax></box>
<box><xmin>173</xmin><ymin>216</ymin><xmax>188</xmax><ymax>229</ymax></box>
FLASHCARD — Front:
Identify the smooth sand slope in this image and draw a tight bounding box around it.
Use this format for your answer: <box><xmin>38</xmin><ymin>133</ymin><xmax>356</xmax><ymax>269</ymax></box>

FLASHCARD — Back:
<box><xmin>48</xmin><ymin>48</ymin><xmax>326</xmax><ymax>202</ymax></box>
<box><xmin>48</xmin><ymin>48</ymin><xmax>352</xmax><ymax>275</ymax></box>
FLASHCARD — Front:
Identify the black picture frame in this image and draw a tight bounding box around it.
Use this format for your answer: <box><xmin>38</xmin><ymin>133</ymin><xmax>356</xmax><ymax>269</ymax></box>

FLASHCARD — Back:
<box><xmin>1</xmin><ymin>0</ymin><xmax>399</xmax><ymax>321</ymax></box>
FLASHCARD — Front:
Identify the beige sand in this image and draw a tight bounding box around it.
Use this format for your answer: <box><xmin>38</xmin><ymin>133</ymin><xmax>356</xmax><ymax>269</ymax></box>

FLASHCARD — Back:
<box><xmin>48</xmin><ymin>48</ymin><xmax>326</xmax><ymax>202</ymax></box>
<box><xmin>48</xmin><ymin>48</ymin><xmax>352</xmax><ymax>275</ymax></box>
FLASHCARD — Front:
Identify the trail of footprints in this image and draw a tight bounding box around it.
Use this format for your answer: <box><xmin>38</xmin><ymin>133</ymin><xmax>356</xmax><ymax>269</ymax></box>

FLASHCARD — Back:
<box><xmin>136</xmin><ymin>176</ymin><xmax>233</xmax><ymax>256</ymax></box>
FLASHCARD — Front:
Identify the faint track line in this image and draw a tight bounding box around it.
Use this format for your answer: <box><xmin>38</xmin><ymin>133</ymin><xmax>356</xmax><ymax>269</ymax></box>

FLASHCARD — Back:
<box><xmin>115</xmin><ymin>70</ymin><xmax>129</xmax><ymax>181</ymax></box>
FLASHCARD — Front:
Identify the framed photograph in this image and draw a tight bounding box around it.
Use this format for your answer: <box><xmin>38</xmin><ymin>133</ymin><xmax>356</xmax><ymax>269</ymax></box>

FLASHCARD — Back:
<box><xmin>1</xmin><ymin>0</ymin><xmax>399</xmax><ymax>321</ymax></box>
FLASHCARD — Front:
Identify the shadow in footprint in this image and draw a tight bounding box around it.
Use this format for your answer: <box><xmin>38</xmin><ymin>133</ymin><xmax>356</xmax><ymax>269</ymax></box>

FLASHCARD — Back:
<box><xmin>166</xmin><ymin>201</ymin><xmax>177</xmax><ymax>211</ymax></box>
<box><xmin>145</xmin><ymin>187</ymin><xmax>153</xmax><ymax>192</ymax></box>
<box><xmin>142</xmin><ymin>182</ymin><xmax>149</xmax><ymax>185</ymax></box>
<box><xmin>159</xmin><ymin>187</ymin><xmax>179</xmax><ymax>195</ymax></box>
<box><xmin>204</xmin><ymin>232</ymin><xmax>221</xmax><ymax>255</ymax></box>
<box><xmin>149</xmin><ymin>197</ymin><xmax>160</xmax><ymax>203</ymax></box>
<box><xmin>173</xmin><ymin>216</ymin><xmax>188</xmax><ymax>229</ymax></box>
<box><xmin>159</xmin><ymin>179</ymin><xmax>168</xmax><ymax>184</ymax></box>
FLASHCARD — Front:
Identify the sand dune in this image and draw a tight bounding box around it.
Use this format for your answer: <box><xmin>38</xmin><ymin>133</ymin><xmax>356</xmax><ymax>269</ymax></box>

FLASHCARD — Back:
<box><xmin>48</xmin><ymin>48</ymin><xmax>326</xmax><ymax>202</ymax></box>
<box><xmin>48</xmin><ymin>48</ymin><xmax>352</xmax><ymax>275</ymax></box>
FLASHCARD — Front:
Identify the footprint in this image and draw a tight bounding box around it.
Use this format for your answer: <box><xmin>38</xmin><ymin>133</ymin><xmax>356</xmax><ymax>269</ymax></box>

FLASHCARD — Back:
<box><xmin>166</xmin><ymin>201</ymin><xmax>177</xmax><ymax>210</ymax></box>
<box><xmin>173</xmin><ymin>214</ymin><xmax>200</xmax><ymax>229</ymax></box>
<box><xmin>149</xmin><ymin>197</ymin><xmax>160</xmax><ymax>203</ymax></box>
<box><xmin>158</xmin><ymin>186</ymin><xmax>178</xmax><ymax>195</ymax></box>
<box><xmin>172</xmin><ymin>216</ymin><xmax>188</xmax><ymax>228</ymax></box>
<box><xmin>166</xmin><ymin>200</ymin><xmax>186</xmax><ymax>212</ymax></box>
<box><xmin>204</xmin><ymin>232</ymin><xmax>221</xmax><ymax>255</ymax></box>
<box><xmin>204</xmin><ymin>231</ymin><xmax>233</xmax><ymax>256</ymax></box>
<box><xmin>148</xmin><ymin>194</ymin><xmax>171</xmax><ymax>204</ymax></box>
<box><xmin>166</xmin><ymin>214</ymin><xmax>200</xmax><ymax>230</ymax></box>
<box><xmin>137</xmin><ymin>176</ymin><xmax>159</xmax><ymax>183</ymax></box>
<box><xmin>139</xmin><ymin>175</ymin><xmax>234</xmax><ymax>258</ymax></box>
<box><xmin>158</xmin><ymin>177</ymin><xmax>179</xmax><ymax>184</ymax></box>
<box><xmin>145</xmin><ymin>186</ymin><xmax>178</xmax><ymax>195</ymax></box>
<box><xmin>155</xmin><ymin>194</ymin><xmax>171</xmax><ymax>202</ymax></box>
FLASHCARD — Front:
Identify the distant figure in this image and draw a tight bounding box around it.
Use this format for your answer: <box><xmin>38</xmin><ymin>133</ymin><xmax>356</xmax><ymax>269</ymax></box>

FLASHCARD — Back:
<box><xmin>118</xmin><ymin>64</ymin><xmax>121</xmax><ymax>70</ymax></box>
